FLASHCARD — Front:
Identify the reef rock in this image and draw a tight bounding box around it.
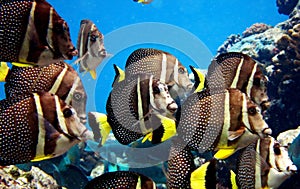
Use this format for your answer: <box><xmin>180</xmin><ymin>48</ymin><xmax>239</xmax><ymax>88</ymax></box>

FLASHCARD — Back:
<box><xmin>277</xmin><ymin>0</ymin><xmax>298</xmax><ymax>15</ymax></box>
<box><xmin>0</xmin><ymin>165</ymin><xmax>63</xmax><ymax>189</ymax></box>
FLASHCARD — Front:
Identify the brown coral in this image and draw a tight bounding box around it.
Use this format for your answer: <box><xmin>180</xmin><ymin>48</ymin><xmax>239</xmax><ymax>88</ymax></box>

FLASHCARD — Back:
<box><xmin>242</xmin><ymin>23</ymin><xmax>273</xmax><ymax>37</ymax></box>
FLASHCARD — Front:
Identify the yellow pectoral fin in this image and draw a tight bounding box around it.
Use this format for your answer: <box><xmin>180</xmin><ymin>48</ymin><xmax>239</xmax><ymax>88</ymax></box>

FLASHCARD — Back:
<box><xmin>214</xmin><ymin>148</ymin><xmax>236</xmax><ymax>159</ymax></box>
<box><xmin>0</xmin><ymin>62</ymin><xmax>10</xmax><ymax>82</ymax></box>
<box><xmin>31</xmin><ymin>154</ymin><xmax>54</xmax><ymax>162</ymax></box>
<box><xmin>89</xmin><ymin>70</ymin><xmax>97</xmax><ymax>80</ymax></box>
<box><xmin>190</xmin><ymin>162</ymin><xmax>210</xmax><ymax>189</ymax></box>
<box><xmin>142</xmin><ymin>132</ymin><xmax>153</xmax><ymax>143</ymax></box>
<box><xmin>159</xmin><ymin>116</ymin><xmax>177</xmax><ymax>142</ymax></box>
<box><xmin>11</xmin><ymin>62</ymin><xmax>34</xmax><ymax>67</ymax></box>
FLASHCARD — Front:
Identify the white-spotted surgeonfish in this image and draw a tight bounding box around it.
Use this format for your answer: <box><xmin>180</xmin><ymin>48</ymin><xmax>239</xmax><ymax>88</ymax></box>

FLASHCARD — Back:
<box><xmin>89</xmin><ymin>73</ymin><xmax>178</xmax><ymax>145</ymax></box>
<box><xmin>207</xmin><ymin>52</ymin><xmax>270</xmax><ymax>110</ymax></box>
<box><xmin>84</xmin><ymin>171</ymin><xmax>156</xmax><ymax>189</ymax></box>
<box><xmin>76</xmin><ymin>19</ymin><xmax>108</xmax><ymax>79</ymax></box>
<box><xmin>237</xmin><ymin>136</ymin><xmax>297</xmax><ymax>189</ymax></box>
<box><xmin>125</xmin><ymin>48</ymin><xmax>194</xmax><ymax>103</ymax></box>
<box><xmin>0</xmin><ymin>92</ymin><xmax>93</xmax><ymax>165</ymax></box>
<box><xmin>176</xmin><ymin>88</ymin><xmax>272</xmax><ymax>159</ymax></box>
<box><xmin>3</xmin><ymin>61</ymin><xmax>88</xmax><ymax>124</ymax></box>
<box><xmin>0</xmin><ymin>0</ymin><xmax>78</xmax><ymax>66</ymax></box>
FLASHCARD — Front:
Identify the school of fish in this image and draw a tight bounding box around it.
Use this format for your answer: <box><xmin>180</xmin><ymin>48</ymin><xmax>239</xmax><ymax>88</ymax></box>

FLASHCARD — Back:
<box><xmin>0</xmin><ymin>0</ymin><xmax>299</xmax><ymax>188</ymax></box>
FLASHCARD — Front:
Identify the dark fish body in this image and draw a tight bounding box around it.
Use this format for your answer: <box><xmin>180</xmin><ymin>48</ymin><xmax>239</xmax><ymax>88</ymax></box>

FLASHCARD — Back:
<box><xmin>4</xmin><ymin>61</ymin><xmax>87</xmax><ymax>124</ymax></box>
<box><xmin>237</xmin><ymin>136</ymin><xmax>297</xmax><ymax>189</ymax></box>
<box><xmin>207</xmin><ymin>52</ymin><xmax>269</xmax><ymax>109</ymax></box>
<box><xmin>84</xmin><ymin>171</ymin><xmax>156</xmax><ymax>189</ymax></box>
<box><xmin>106</xmin><ymin>73</ymin><xmax>177</xmax><ymax>145</ymax></box>
<box><xmin>125</xmin><ymin>48</ymin><xmax>193</xmax><ymax>99</ymax></box>
<box><xmin>0</xmin><ymin>92</ymin><xmax>92</xmax><ymax>165</ymax></box>
<box><xmin>0</xmin><ymin>0</ymin><xmax>77</xmax><ymax>66</ymax></box>
<box><xmin>176</xmin><ymin>88</ymin><xmax>271</xmax><ymax>158</ymax></box>
<box><xmin>167</xmin><ymin>138</ymin><xmax>195</xmax><ymax>189</ymax></box>
<box><xmin>76</xmin><ymin>19</ymin><xmax>107</xmax><ymax>79</ymax></box>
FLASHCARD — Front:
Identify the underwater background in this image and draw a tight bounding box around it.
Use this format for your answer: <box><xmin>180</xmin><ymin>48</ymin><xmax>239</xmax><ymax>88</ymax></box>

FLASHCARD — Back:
<box><xmin>2</xmin><ymin>0</ymin><xmax>300</xmax><ymax>188</ymax></box>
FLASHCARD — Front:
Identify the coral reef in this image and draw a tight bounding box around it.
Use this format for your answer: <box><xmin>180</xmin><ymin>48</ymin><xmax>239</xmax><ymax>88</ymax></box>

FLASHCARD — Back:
<box><xmin>0</xmin><ymin>165</ymin><xmax>63</xmax><ymax>189</ymax></box>
<box><xmin>242</xmin><ymin>23</ymin><xmax>273</xmax><ymax>37</ymax></box>
<box><xmin>277</xmin><ymin>0</ymin><xmax>298</xmax><ymax>15</ymax></box>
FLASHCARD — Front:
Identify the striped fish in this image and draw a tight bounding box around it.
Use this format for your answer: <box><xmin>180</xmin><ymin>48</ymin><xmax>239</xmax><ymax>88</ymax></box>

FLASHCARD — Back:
<box><xmin>0</xmin><ymin>92</ymin><xmax>93</xmax><ymax>165</ymax></box>
<box><xmin>0</xmin><ymin>0</ymin><xmax>77</xmax><ymax>66</ymax></box>
<box><xmin>89</xmin><ymin>73</ymin><xmax>178</xmax><ymax>145</ymax></box>
<box><xmin>237</xmin><ymin>136</ymin><xmax>297</xmax><ymax>189</ymax></box>
<box><xmin>125</xmin><ymin>48</ymin><xmax>193</xmax><ymax>103</ymax></box>
<box><xmin>176</xmin><ymin>88</ymin><xmax>272</xmax><ymax>159</ymax></box>
<box><xmin>4</xmin><ymin>61</ymin><xmax>87</xmax><ymax>124</ymax></box>
<box><xmin>76</xmin><ymin>19</ymin><xmax>107</xmax><ymax>79</ymax></box>
<box><xmin>207</xmin><ymin>52</ymin><xmax>269</xmax><ymax>110</ymax></box>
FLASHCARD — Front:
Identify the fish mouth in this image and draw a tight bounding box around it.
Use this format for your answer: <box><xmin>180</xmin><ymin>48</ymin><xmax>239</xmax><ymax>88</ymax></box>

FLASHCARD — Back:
<box><xmin>261</xmin><ymin>127</ymin><xmax>272</xmax><ymax>138</ymax></box>
<box><xmin>167</xmin><ymin>101</ymin><xmax>178</xmax><ymax>114</ymax></box>
<box><xmin>79</xmin><ymin>116</ymin><xmax>87</xmax><ymax>125</ymax></box>
<box><xmin>79</xmin><ymin>128</ymin><xmax>94</xmax><ymax>141</ymax></box>
<box><xmin>64</xmin><ymin>48</ymin><xmax>78</xmax><ymax>60</ymax></box>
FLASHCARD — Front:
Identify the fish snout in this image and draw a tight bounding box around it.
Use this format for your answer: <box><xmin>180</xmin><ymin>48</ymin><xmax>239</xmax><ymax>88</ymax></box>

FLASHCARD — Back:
<box><xmin>260</xmin><ymin>100</ymin><xmax>271</xmax><ymax>112</ymax></box>
<box><xmin>287</xmin><ymin>165</ymin><xmax>298</xmax><ymax>173</ymax></box>
<box><xmin>65</xmin><ymin>46</ymin><xmax>78</xmax><ymax>59</ymax></box>
<box><xmin>167</xmin><ymin>101</ymin><xmax>178</xmax><ymax>114</ymax></box>
<box><xmin>261</xmin><ymin>127</ymin><xmax>272</xmax><ymax>138</ymax></box>
<box><xmin>80</xmin><ymin>129</ymin><xmax>94</xmax><ymax>141</ymax></box>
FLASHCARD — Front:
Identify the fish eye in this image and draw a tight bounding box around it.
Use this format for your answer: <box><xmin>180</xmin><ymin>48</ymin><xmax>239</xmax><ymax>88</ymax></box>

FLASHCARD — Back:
<box><xmin>248</xmin><ymin>107</ymin><xmax>257</xmax><ymax>115</ymax></box>
<box><xmin>253</xmin><ymin>78</ymin><xmax>261</xmax><ymax>86</ymax></box>
<box><xmin>153</xmin><ymin>86</ymin><xmax>160</xmax><ymax>94</ymax></box>
<box><xmin>178</xmin><ymin>67</ymin><xmax>185</xmax><ymax>74</ymax></box>
<box><xmin>63</xmin><ymin>108</ymin><xmax>73</xmax><ymax>118</ymax></box>
<box><xmin>274</xmin><ymin>144</ymin><xmax>281</xmax><ymax>155</ymax></box>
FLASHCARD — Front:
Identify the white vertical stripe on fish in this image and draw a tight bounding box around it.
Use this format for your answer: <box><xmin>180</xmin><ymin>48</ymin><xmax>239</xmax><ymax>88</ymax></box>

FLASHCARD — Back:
<box><xmin>241</xmin><ymin>93</ymin><xmax>251</xmax><ymax>130</ymax></box>
<box><xmin>79</xmin><ymin>24</ymin><xmax>86</xmax><ymax>59</ymax></box>
<box><xmin>218</xmin><ymin>90</ymin><xmax>230</xmax><ymax>147</ymax></box>
<box><xmin>65</xmin><ymin>76</ymin><xmax>80</xmax><ymax>104</ymax></box>
<box><xmin>149</xmin><ymin>75</ymin><xmax>158</xmax><ymax>110</ymax></box>
<box><xmin>255</xmin><ymin>139</ymin><xmax>262</xmax><ymax>189</ymax></box>
<box><xmin>33</xmin><ymin>93</ymin><xmax>46</xmax><ymax>158</ymax></box>
<box><xmin>46</xmin><ymin>7</ymin><xmax>54</xmax><ymax>51</ymax></box>
<box><xmin>246</xmin><ymin>63</ymin><xmax>257</xmax><ymax>97</ymax></box>
<box><xmin>173</xmin><ymin>58</ymin><xmax>179</xmax><ymax>84</ymax></box>
<box><xmin>230</xmin><ymin>56</ymin><xmax>244</xmax><ymax>88</ymax></box>
<box><xmin>137</xmin><ymin>76</ymin><xmax>147</xmax><ymax>134</ymax></box>
<box><xmin>49</xmin><ymin>63</ymin><xmax>68</xmax><ymax>94</ymax></box>
<box><xmin>19</xmin><ymin>2</ymin><xmax>37</xmax><ymax>63</ymax></box>
<box><xmin>268</xmin><ymin>137</ymin><xmax>276</xmax><ymax>169</ymax></box>
<box><xmin>54</xmin><ymin>95</ymin><xmax>69</xmax><ymax>134</ymax></box>
<box><xmin>160</xmin><ymin>53</ymin><xmax>167</xmax><ymax>83</ymax></box>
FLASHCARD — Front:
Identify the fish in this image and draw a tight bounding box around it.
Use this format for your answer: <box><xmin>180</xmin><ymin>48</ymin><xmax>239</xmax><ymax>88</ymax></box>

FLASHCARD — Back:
<box><xmin>237</xmin><ymin>136</ymin><xmax>297</xmax><ymax>189</ymax></box>
<box><xmin>89</xmin><ymin>73</ymin><xmax>178</xmax><ymax>145</ymax></box>
<box><xmin>125</xmin><ymin>48</ymin><xmax>193</xmax><ymax>102</ymax></box>
<box><xmin>133</xmin><ymin>0</ymin><xmax>153</xmax><ymax>4</ymax></box>
<box><xmin>0</xmin><ymin>0</ymin><xmax>78</xmax><ymax>66</ymax></box>
<box><xmin>167</xmin><ymin>137</ymin><xmax>196</xmax><ymax>189</ymax></box>
<box><xmin>76</xmin><ymin>19</ymin><xmax>108</xmax><ymax>79</ymax></box>
<box><xmin>190</xmin><ymin>159</ymin><xmax>238</xmax><ymax>189</ymax></box>
<box><xmin>4</xmin><ymin>61</ymin><xmax>87</xmax><ymax>124</ymax></box>
<box><xmin>84</xmin><ymin>171</ymin><xmax>156</xmax><ymax>189</ymax></box>
<box><xmin>207</xmin><ymin>52</ymin><xmax>269</xmax><ymax>110</ymax></box>
<box><xmin>176</xmin><ymin>88</ymin><xmax>272</xmax><ymax>159</ymax></box>
<box><xmin>0</xmin><ymin>92</ymin><xmax>93</xmax><ymax>165</ymax></box>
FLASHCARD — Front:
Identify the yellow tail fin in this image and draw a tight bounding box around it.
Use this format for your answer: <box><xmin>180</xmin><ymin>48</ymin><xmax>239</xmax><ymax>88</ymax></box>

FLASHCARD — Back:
<box><xmin>88</xmin><ymin>112</ymin><xmax>112</xmax><ymax>145</ymax></box>
<box><xmin>190</xmin><ymin>66</ymin><xmax>205</xmax><ymax>93</ymax></box>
